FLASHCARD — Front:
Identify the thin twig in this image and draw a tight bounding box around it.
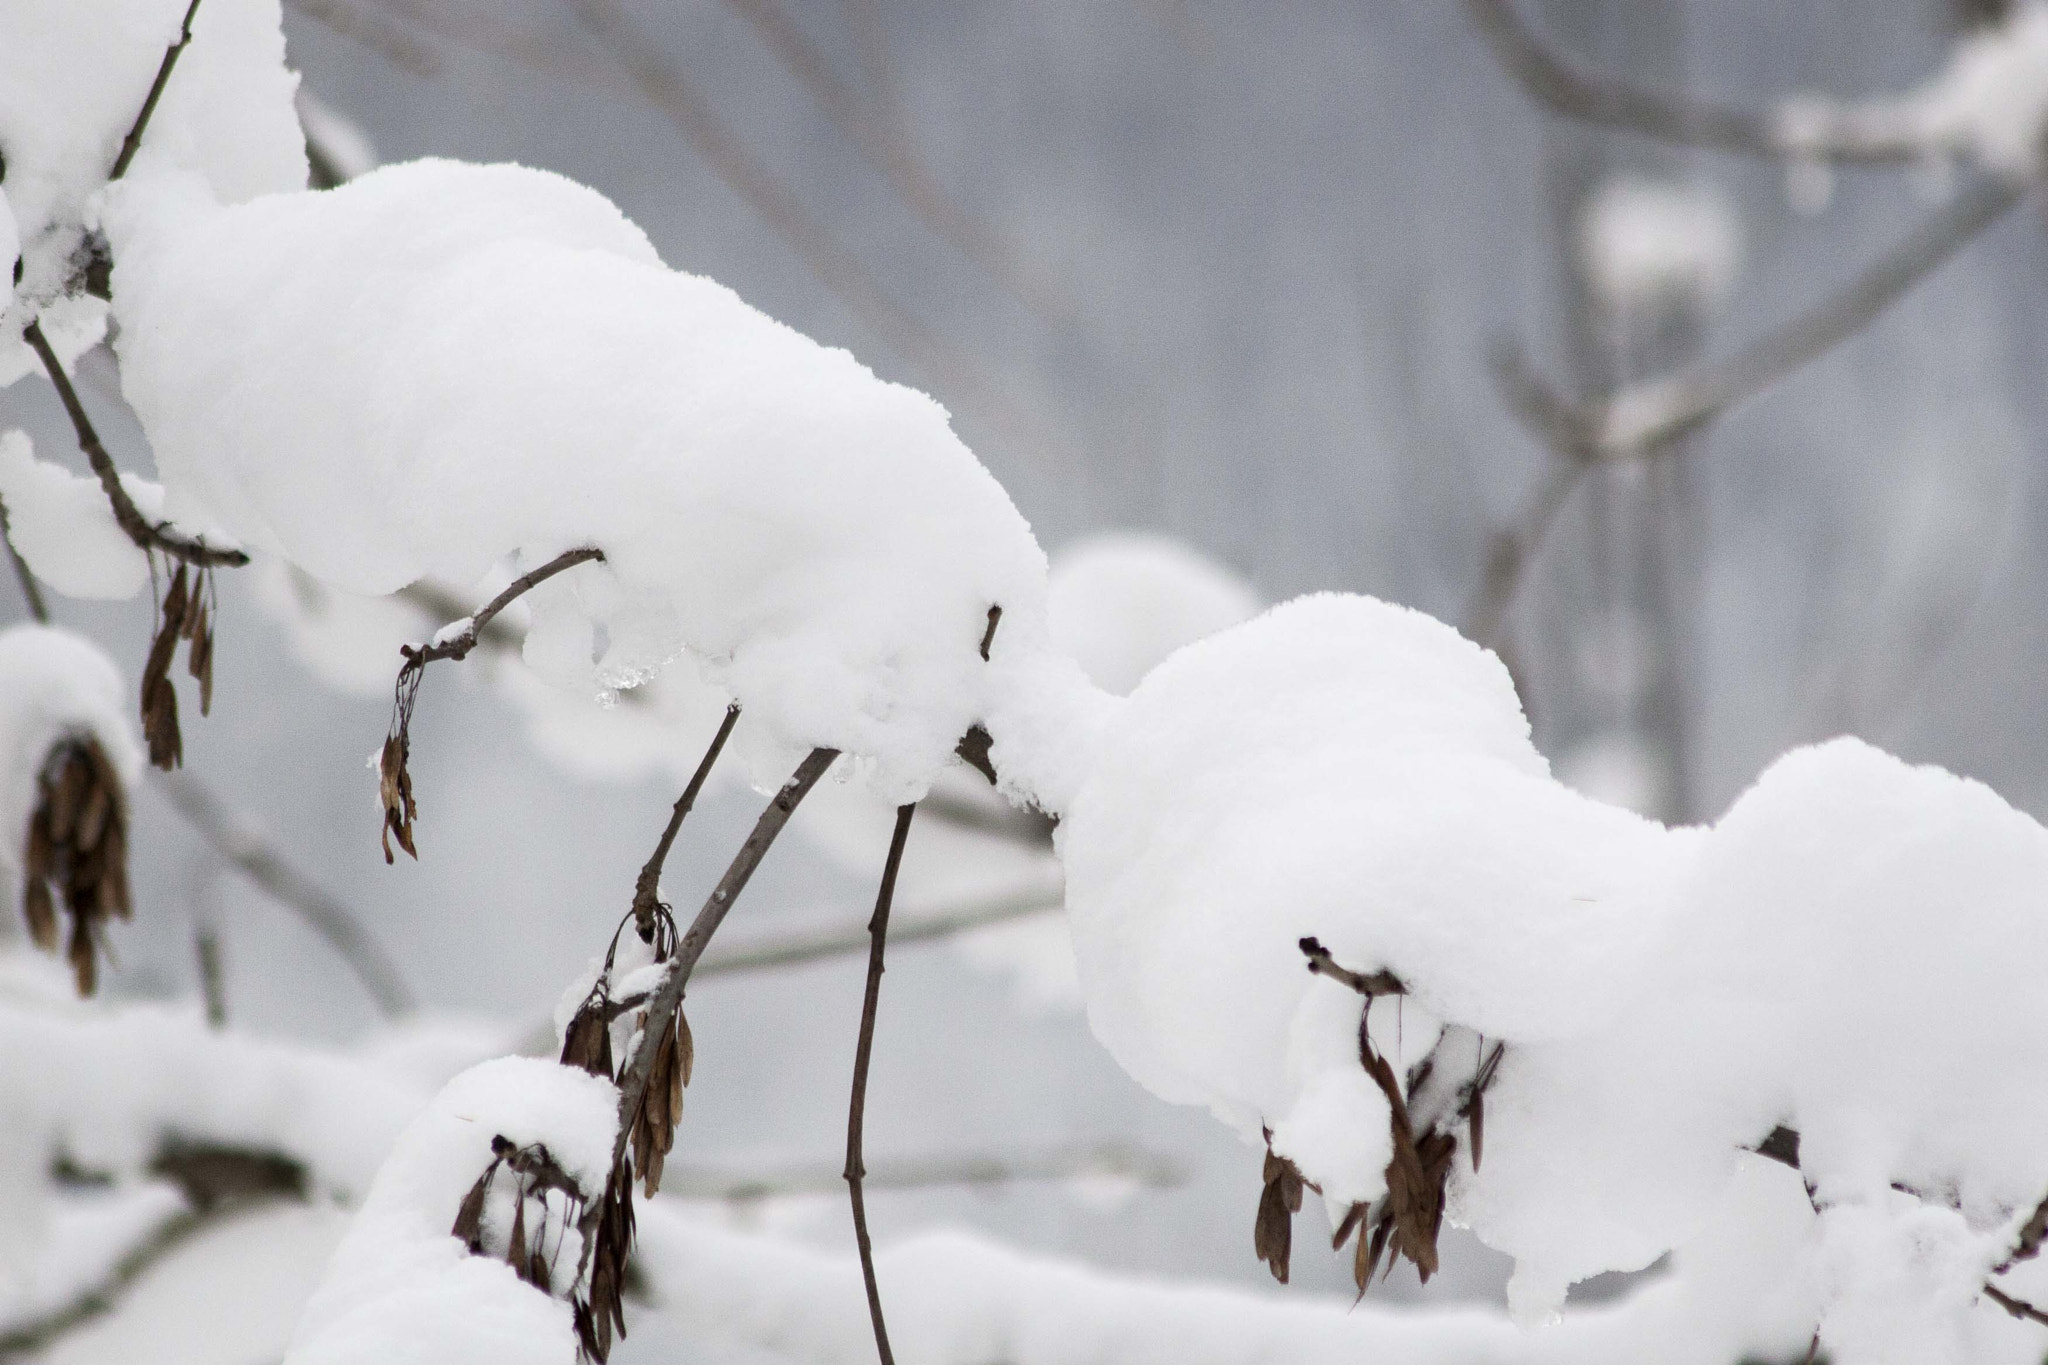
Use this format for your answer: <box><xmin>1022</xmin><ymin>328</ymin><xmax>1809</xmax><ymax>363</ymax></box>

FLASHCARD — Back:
<box><xmin>400</xmin><ymin>547</ymin><xmax>605</xmax><ymax>668</ymax></box>
<box><xmin>1298</xmin><ymin>936</ymin><xmax>1406</xmax><ymax>996</ymax></box>
<box><xmin>699</xmin><ymin>881</ymin><xmax>1057</xmax><ymax>978</ymax></box>
<box><xmin>1464</xmin><ymin>455</ymin><xmax>1586</xmax><ymax>649</ymax></box>
<box><xmin>1594</xmin><ymin>178</ymin><xmax>2026</xmax><ymax>456</ymax></box>
<box><xmin>148</xmin><ymin>770</ymin><xmax>416</xmax><ymax>1017</ymax></box>
<box><xmin>633</xmin><ymin>706</ymin><xmax>741</xmax><ymax>926</ymax></box>
<box><xmin>1466</xmin><ymin>0</ymin><xmax>1928</xmax><ymax>164</ymax></box>
<box><xmin>1984</xmin><ymin>1283</ymin><xmax>2048</xmax><ymax>1327</ymax></box>
<box><xmin>668</xmin><ymin>1141</ymin><xmax>1182</xmax><ymax>1202</ymax></box>
<box><xmin>846</xmin><ymin>802</ymin><xmax>914</xmax><ymax>1365</ymax></box>
<box><xmin>22</xmin><ymin>323</ymin><xmax>248</xmax><ymax>569</ymax></box>
<box><xmin>574</xmin><ymin>745</ymin><xmax>841</xmax><ymax>1289</ymax></box>
<box><xmin>0</xmin><ymin>495</ymin><xmax>49</xmax><ymax>624</ymax></box>
<box><xmin>109</xmin><ymin>0</ymin><xmax>205</xmax><ymax>181</ymax></box>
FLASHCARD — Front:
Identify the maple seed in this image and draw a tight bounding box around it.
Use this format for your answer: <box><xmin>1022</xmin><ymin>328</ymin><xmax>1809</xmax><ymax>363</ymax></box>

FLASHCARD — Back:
<box><xmin>21</xmin><ymin>737</ymin><xmax>132</xmax><ymax>995</ymax></box>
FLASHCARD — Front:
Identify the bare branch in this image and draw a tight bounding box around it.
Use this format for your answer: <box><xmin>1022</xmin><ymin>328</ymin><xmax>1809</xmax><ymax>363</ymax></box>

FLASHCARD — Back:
<box><xmin>666</xmin><ymin>1142</ymin><xmax>1183</xmax><ymax>1201</ymax></box>
<box><xmin>1594</xmin><ymin>178</ymin><xmax>2027</xmax><ymax>456</ymax></box>
<box><xmin>632</xmin><ymin>705</ymin><xmax>742</xmax><ymax>931</ymax></box>
<box><xmin>1297</xmin><ymin>936</ymin><xmax>1406</xmax><ymax>997</ymax></box>
<box><xmin>575</xmin><ymin>746</ymin><xmax>841</xmax><ymax>1289</ymax></box>
<box><xmin>846</xmin><ymin>802</ymin><xmax>914</xmax><ymax>1365</ymax></box>
<box><xmin>22</xmin><ymin>322</ymin><xmax>249</xmax><ymax>569</ymax></box>
<box><xmin>400</xmin><ymin>547</ymin><xmax>604</xmax><ymax>669</ymax></box>
<box><xmin>0</xmin><ymin>494</ymin><xmax>49</xmax><ymax>624</ymax></box>
<box><xmin>149</xmin><ymin>769</ymin><xmax>417</xmax><ymax>1017</ymax></box>
<box><xmin>1463</xmin><ymin>446</ymin><xmax>1587</xmax><ymax>649</ymax></box>
<box><xmin>699</xmin><ymin>881</ymin><xmax>1058</xmax><ymax>978</ymax></box>
<box><xmin>109</xmin><ymin>0</ymin><xmax>205</xmax><ymax>181</ymax></box>
<box><xmin>1983</xmin><ymin>1283</ymin><xmax>2048</xmax><ymax>1327</ymax></box>
<box><xmin>1466</xmin><ymin>0</ymin><xmax>1929</xmax><ymax>164</ymax></box>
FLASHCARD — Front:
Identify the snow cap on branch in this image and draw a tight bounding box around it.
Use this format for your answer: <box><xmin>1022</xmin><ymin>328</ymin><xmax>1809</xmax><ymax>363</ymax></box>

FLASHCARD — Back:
<box><xmin>106</xmin><ymin>158</ymin><xmax>1056</xmax><ymax>798</ymax></box>
<box><xmin>0</xmin><ymin>0</ymin><xmax>305</xmax><ymax>382</ymax></box>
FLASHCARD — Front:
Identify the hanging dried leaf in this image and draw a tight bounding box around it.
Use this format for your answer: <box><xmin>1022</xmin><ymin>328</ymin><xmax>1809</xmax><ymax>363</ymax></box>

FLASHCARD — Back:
<box><xmin>506</xmin><ymin>1189</ymin><xmax>528</xmax><ymax>1273</ymax></box>
<box><xmin>1254</xmin><ymin>1146</ymin><xmax>1305</xmax><ymax>1283</ymax></box>
<box><xmin>559</xmin><ymin>995</ymin><xmax>615</xmax><ymax>1080</ymax></box>
<box><xmin>378</xmin><ymin>732</ymin><xmax>416</xmax><ymax>864</ymax></box>
<box><xmin>139</xmin><ymin>567</ymin><xmax>189</xmax><ymax>771</ymax></box>
<box><xmin>451</xmin><ymin>1157</ymin><xmax>499</xmax><ymax>1253</ymax></box>
<box><xmin>676</xmin><ymin>1009</ymin><xmax>694</xmax><ymax>1088</ymax></box>
<box><xmin>186</xmin><ymin>590</ymin><xmax>214</xmax><ymax>716</ymax></box>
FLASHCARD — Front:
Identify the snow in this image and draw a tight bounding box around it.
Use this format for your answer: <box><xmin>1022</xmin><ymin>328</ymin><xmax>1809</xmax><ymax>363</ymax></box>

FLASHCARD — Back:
<box><xmin>0</xmin><ymin>430</ymin><xmax>152</xmax><ymax>599</ymax></box>
<box><xmin>1056</xmin><ymin>591</ymin><xmax>2048</xmax><ymax>1361</ymax></box>
<box><xmin>1776</xmin><ymin>2</ymin><xmax>2048</xmax><ymax>178</ymax></box>
<box><xmin>0</xmin><ymin>0</ymin><xmax>305</xmax><ymax>383</ymax></box>
<box><xmin>1577</xmin><ymin>175</ymin><xmax>1742</xmax><ymax>322</ymax></box>
<box><xmin>0</xmin><ymin>624</ymin><xmax>141</xmax><ymax>865</ymax></box>
<box><xmin>1046</xmin><ymin>532</ymin><xmax>1262</xmax><ymax>697</ymax></box>
<box><xmin>106</xmin><ymin>157</ymin><xmax>1057</xmax><ymax>800</ymax></box>
<box><xmin>285</xmin><ymin>1057</ymin><xmax>617</xmax><ymax>1365</ymax></box>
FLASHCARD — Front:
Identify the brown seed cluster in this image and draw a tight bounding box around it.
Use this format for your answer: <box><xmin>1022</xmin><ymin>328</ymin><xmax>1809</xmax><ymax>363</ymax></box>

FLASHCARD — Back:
<box><xmin>140</xmin><ymin>563</ymin><xmax>216</xmax><ymax>771</ymax></box>
<box><xmin>553</xmin><ymin>907</ymin><xmax>693</xmax><ymax>1362</ymax></box>
<box><xmin>451</xmin><ymin>1136</ymin><xmax>588</xmax><ymax>1301</ymax></box>
<box><xmin>22</xmin><ymin>737</ymin><xmax>131</xmax><ymax>995</ymax></box>
<box><xmin>1256</xmin><ymin>938</ymin><xmax>1507</xmax><ymax>1296</ymax></box>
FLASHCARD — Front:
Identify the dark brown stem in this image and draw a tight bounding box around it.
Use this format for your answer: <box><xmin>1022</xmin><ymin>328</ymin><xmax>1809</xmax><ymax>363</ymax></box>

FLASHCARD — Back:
<box><xmin>1985</xmin><ymin>1283</ymin><xmax>2048</xmax><ymax>1327</ymax></box>
<box><xmin>0</xmin><ymin>493</ymin><xmax>49</xmax><ymax>623</ymax></box>
<box><xmin>109</xmin><ymin>0</ymin><xmax>205</xmax><ymax>181</ymax></box>
<box><xmin>1467</xmin><ymin>0</ymin><xmax>1927</xmax><ymax>164</ymax></box>
<box><xmin>22</xmin><ymin>322</ymin><xmax>248</xmax><ymax>569</ymax></box>
<box><xmin>846</xmin><ymin>802</ymin><xmax>915</xmax><ymax>1365</ymax></box>
<box><xmin>1298</xmin><ymin>936</ymin><xmax>1406</xmax><ymax>996</ymax></box>
<box><xmin>632</xmin><ymin>705</ymin><xmax>740</xmax><ymax>927</ymax></box>
<box><xmin>399</xmin><ymin>547</ymin><xmax>605</xmax><ymax>668</ymax></box>
<box><xmin>574</xmin><ymin>746</ymin><xmax>841</xmax><ymax>1289</ymax></box>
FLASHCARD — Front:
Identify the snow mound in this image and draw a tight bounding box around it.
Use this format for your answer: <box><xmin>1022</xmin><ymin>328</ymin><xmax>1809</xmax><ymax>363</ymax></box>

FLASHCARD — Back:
<box><xmin>1048</xmin><ymin>532</ymin><xmax>1261</xmax><ymax>697</ymax></box>
<box><xmin>106</xmin><ymin>158</ymin><xmax>1056</xmax><ymax>798</ymax></box>
<box><xmin>1058</xmin><ymin>592</ymin><xmax>2048</xmax><ymax>1362</ymax></box>
<box><xmin>286</xmin><ymin>1057</ymin><xmax>616</xmax><ymax>1365</ymax></box>
<box><xmin>0</xmin><ymin>625</ymin><xmax>140</xmax><ymax>860</ymax></box>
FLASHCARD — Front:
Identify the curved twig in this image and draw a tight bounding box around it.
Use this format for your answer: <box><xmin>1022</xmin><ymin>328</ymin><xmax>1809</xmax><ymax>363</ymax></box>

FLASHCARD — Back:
<box><xmin>1467</xmin><ymin>0</ymin><xmax>1931</xmax><ymax>164</ymax></box>
<box><xmin>21</xmin><ymin>323</ymin><xmax>248</xmax><ymax>569</ymax></box>
<box><xmin>0</xmin><ymin>495</ymin><xmax>49</xmax><ymax>624</ymax></box>
<box><xmin>846</xmin><ymin>802</ymin><xmax>914</xmax><ymax>1365</ymax></box>
<box><xmin>400</xmin><ymin>547</ymin><xmax>605</xmax><ymax>669</ymax></box>
<box><xmin>632</xmin><ymin>705</ymin><xmax>741</xmax><ymax>931</ymax></box>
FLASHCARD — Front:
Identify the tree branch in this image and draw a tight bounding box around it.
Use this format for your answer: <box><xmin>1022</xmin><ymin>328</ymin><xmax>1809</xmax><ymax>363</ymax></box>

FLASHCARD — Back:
<box><xmin>149</xmin><ymin>769</ymin><xmax>416</xmax><ymax>1017</ymax></box>
<box><xmin>0</xmin><ymin>494</ymin><xmax>49</xmax><ymax>624</ymax></box>
<box><xmin>109</xmin><ymin>0</ymin><xmax>205</xmax><ymax>181</ymax></box>
<box><xmin>699</xmin><ymin>881</ymin><xmax>1058</xmax><ymax>978</ymax></box>
<box><xmin>632</xmin><ymin>705</ymin><xmax>741</xmax><ymax>931</ymax></box>
<box><xmin>1466</xmin><ymin>0</ymin><xmax>1929</xmax><ymax>164</ymax></box>
<box><xmin>845</xmin><ymin>802</ymin><xmax>914</xmax><ymax>1365</ymax></box>
<box><xmin>666</xmin><ymin>1141</ymin><xmax>1183</xmax><ymax>1201</ymax></box>
<box><xmin>575</xmin><ymin>746</ymin><xmax>841</xmax><ymax>1288</ymax></box>
<box><xmin>21</xmin><ymin>322</ymin><xmax>249</xmax><ymax>569</ymax></box>
<box><xmin>399</xmin><ymin>547</ymin><xmax>605</xmax><ymax>668</ymax></box>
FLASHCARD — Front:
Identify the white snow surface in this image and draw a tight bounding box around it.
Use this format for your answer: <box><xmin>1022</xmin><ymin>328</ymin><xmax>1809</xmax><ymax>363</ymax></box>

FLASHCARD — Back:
<box><xmin>0</xmin><ymin>624</ymin><xmax>141</xmax><ymax>868</ymax></box>
<box><xmin>285</xmin><ymin>1057</ymin><xmax>617</xmax><ymax>1365</ymax></box>
<box><xmin>1777</xmin><ymin>2</ymin><xmax>2048</xmax><ymax>177</ymax></box>
<box><xmin>1059</xmin><ymin>590</ymin><xmax>2048</xmax><ymax>1361</ymax></box>
<box><xmin>107</xmin><ymin>158</ymin><xmax>1059</xmax><ymax>799</ymax></box>
<box><xmin>1047</xmin><ymin>532</ymin><xmax>1262</xmax><ymax>697</ymax></box>
<box><xmin>0</xmin><ymin>430</ymin><xmax>154</xmax><ymax>599</ymax></box>
<box><xmin>0</xmin><ymin>0</ymin><xmax>304</xmax><ymax>382</ymax></box>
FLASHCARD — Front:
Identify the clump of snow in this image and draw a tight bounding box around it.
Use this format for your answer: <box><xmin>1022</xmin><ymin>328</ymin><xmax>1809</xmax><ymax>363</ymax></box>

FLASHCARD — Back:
<box><xmin>1776</xmin><ymin>3</ymin><xmax>2048</xmax><ymax>179</ymax></box>
<box><xmin>1057</xmin><ymin>590</ymin><xmax>2048</xmax><ymax>1362</ymax></box>
<box><xmin>106</xmin><ymin>157</ymin><xmax>1056</xmax><ymax>800</ymax></box>
<box><xmin>0</xmin><ymin>625</ymin><xmax>141</xmax><ymax>863</ymax></box>
<box><xmin>1047</xmin><ymin>532</ymin><xmax>1262</xmax><ymax>697</ymax></box>
<box><xmin>0</xmin><ymin>431</ymin><xmax>152</xmax><ymax>599</ymax></box>
<box><xmin>0</xmin><ymin>0</ymin><xmax>305</xmax><ymax>382</ymax></box>
<box><xmin>1578</xmin><ymin>175</ymin><xmax>1742</xmax><ymax>323</ymax></box>
<box><xmin>285</xmin><ymin>1057</ymin><xmax>615</xmax><ymax>1365</ymax></box>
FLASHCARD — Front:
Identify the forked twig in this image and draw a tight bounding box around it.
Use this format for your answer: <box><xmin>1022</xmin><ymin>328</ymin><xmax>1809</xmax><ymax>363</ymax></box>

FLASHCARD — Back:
<box><xmin>846</xmin><ymin>802</ymin><xmax>915</xmax><ymax>1365</ymax></box>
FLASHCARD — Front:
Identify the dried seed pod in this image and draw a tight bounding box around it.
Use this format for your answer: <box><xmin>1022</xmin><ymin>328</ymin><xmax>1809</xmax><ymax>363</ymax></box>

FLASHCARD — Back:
<box><xmin>378</xmin><ymin>731</ymin><xmax>416</xmax><ymax>863</ymax></box>
<box><xmin>559</xmin><ymin>995</ymin><xmax>615</xmax><ymax>1080</ymax></box>
<box><xmin>1254</xmin><ymin>1146</ymin><xmax>1305</xmax><ymax>1283</ymax></box>
<box><xmin>186</xmin><ymin>591</ymin><xmax>214</xmax><ymax>716</ymax></box>
<box><xmin>21</xmin><ymin>738</ymin><xmax>131</xmax><ymax>995</ymax></box>
<box><xmin>451</xmin><ymin>1158</ymin><xmax>499</xmax><ymax>1253</ymax></box>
